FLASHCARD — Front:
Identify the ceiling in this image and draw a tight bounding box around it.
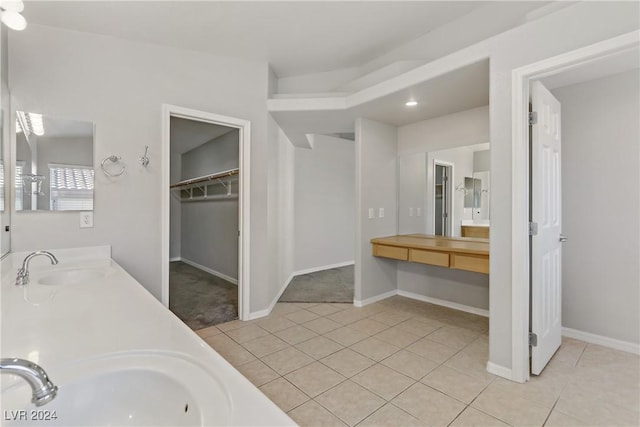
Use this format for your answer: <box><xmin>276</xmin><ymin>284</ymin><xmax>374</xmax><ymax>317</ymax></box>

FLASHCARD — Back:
<box><xmin>24</xmin><ymin>1</ymin><xmax>506</xmax><ymax>77</ymax></box>
<box><xmin>351</xmin><ymin>59</ymin><xmax>489</xmax><ymax>126</ymax></box>
<box><xmin>270</xmin><ymin>59</ymin><xmax>489</xmax><ymax>146</ymax></box>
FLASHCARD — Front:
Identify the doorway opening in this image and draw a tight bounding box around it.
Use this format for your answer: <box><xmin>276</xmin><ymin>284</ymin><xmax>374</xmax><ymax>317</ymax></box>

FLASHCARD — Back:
<box><xmin>161</xmin><ymin>105</ymin><xmax>251</xmax><ymax>325</ymax></box>
<box><xmin>433</xmin><ymin>162</ymin><xmax>453</xmax><ymax>236</ymax></box>
<box><xmin>511</xmin><ymin>31</ymin><xmax>638</xmax><ymax>382</ymax></box>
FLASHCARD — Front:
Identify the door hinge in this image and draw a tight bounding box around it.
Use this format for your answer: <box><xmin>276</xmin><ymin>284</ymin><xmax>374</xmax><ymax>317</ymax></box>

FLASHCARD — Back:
<box><xmin>529</xmin><ymin>222</ymin><xmax>538</xmax><ymax>236</ymax></box>
<box><xmin>529</xmin><ymin>332</ymin><xmax>538</xmax><ymax>347</ymax></box>
<box><xmin>529</xmin><ymin>111</ymin><xmax>538</xmax><ymax>125</ymax></box>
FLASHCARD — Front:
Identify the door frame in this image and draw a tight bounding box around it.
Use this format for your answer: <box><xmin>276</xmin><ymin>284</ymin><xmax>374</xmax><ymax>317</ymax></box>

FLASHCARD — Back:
<box><xmin>432</xmin><ymin>160</ymin><xmax>454</xmax><ymax>236</ymax></box>
<box><xmin>510</xmin><ymin>30</ymin><xmax>639</xmax><ymax>383</ymax></box>
<box><xmin>161</xmin><ymin>104</ymin><xmax>251</xmax><ymax>321</ymax></box>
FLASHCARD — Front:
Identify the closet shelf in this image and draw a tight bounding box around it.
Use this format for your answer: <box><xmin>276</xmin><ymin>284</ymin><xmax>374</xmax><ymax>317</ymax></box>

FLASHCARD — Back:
<box><xmin>170</xmin><ymin>168</ymin><xmax>239</xmax><ymax>190</ymax></box>
<box><xmin>170</xmin><ymin>168</ymin><xmax>239</xmax><ymax>202</ymax></box>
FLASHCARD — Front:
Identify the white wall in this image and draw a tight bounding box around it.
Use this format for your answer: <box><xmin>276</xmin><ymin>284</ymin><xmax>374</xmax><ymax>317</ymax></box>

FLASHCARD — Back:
<box><xmin>8</xmin><ymin>24</ymin><xmax>274</xmax><ymax>314</ymax></box>
<box><xmin>552</xmin><ymin>69</ymin><xmax>639</xmax><ymax>345</ymax></box>
<box><xmin>391</xmin><ymin>1</ymin><xmax>638</xmax><ymax>370</ymax></box>
<box><xmin>355</xmin><ymin>118</ymin><xmax>397</xmax><ymax>304</ymax></box>
<box><xmin>275</xmin><ymin>124</ymin><xmax>295</xmax><ymax>296</ymax></box>
<box><xmin>180</xmin><ymin>130</ymin><xmax>239</xmax><ymax>281</ymax></box>
<box><xmin>294</xmin><ymin>135</ymin><xmax>354</xmax><ymax>272</ymax></box>
<box><xmin>397</xmin><ymin>152</ymin><xmax>427</xmax><ymax>235</ymax></box>
<box><xmin>398</xmin><ymin>105</ymin><xmax>490</xmax><ymax>155</ymax></box>
<box><xmin>397</xmin><ymin>106</ymin><xmax>489</xmax><ymax>310</ymax></box>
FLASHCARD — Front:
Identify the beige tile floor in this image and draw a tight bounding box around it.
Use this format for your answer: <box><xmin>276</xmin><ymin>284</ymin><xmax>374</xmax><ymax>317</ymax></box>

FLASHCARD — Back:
<box><xmin>196</xmin><ymin>296</ymin><xmax>640</xmax><ymax>427</ymax></box>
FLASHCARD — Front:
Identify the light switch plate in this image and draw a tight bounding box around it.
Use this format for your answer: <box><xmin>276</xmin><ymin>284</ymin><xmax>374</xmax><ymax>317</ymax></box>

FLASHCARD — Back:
<box><xmin>368</xmin><ymin>208</ymin><xmax>375</xmax><ymax>219</ymax></box>
<box><xmin>379</xmin><ymin>208</ymin><xmax>385</xmax><ymax>218</ymax></box>
<box><xmin>80</xmin><ymin>211</ymin><xmax>93</xmax><ymax>228</ymax></box>
<box><xmin>409</xmin><ymin>207</ymin><xmax>414</xmax><ymax>217</ymax></box>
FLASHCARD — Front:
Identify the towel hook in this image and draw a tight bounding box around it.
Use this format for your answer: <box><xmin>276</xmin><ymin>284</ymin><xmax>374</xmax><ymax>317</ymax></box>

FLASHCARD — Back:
<box><xmin>101</xmin><ymin>155</ymin><xmax>125</xmax><ymax>177</ymax></box>
<box><xmin>139</xmin><ymin>146</ymin><xmax>150</xmax><ymax>167</ymax></box>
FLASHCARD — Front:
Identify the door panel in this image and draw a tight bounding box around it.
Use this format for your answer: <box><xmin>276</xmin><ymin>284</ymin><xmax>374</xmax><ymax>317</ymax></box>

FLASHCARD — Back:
<box><xmin>531</xmin><ymin>81</ymin><xmax>562</xmax><ymax>375</ymax></box>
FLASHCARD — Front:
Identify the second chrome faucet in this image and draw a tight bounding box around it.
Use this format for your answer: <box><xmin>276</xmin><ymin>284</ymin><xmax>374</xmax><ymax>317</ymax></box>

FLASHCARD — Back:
<box><xmin>15</xmin><ymin>251</ymin><xmax>58</xmax><ymax>286</ymax></box>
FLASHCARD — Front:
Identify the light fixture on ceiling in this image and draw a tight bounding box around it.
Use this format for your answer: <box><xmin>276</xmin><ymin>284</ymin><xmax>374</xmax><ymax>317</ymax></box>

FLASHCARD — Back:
<box><xmin>405</xmin><ymin>100</ymin><xmax>418</xmax><ymax>107</ymax></box>
<box><xmin>0</xmin><ymin>0</ymin><xmax>26</xmax><ymax>31</ymax></box>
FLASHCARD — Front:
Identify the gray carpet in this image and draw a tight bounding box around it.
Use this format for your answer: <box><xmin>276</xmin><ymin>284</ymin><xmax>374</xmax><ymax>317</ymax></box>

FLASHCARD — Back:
<box><xmin>279</xmin><ymin>265</ymin><xmax>354</xmax><ymax>303</ymax></box>
<box><xmin>169</xmin><ymin>261</ymin><xmax>238</xmax><ymax>330</ymax></box>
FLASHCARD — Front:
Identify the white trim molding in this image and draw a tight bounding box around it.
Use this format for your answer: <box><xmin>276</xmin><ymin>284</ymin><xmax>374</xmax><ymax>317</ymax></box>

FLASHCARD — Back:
<box><xmin>510</xmin><ymin>30</ymin><xmax>640</xmax><ymax>384</ymax></box>
<box><xmin>562</xmin><ymin>328</ymin><xmax>640</xmax><ymax>356</ymax></box>
<box><xmin>398</xmin><ymin>290</ymin><xmax>489</xmax><ymax>317</ymax></box>
<box><xmin>293</xmin><ymin>261</ymin><xmax>354</xmax><ymax>277</ymax></box>
<box><xmin>180</xmin><ymin>258</ymin><xmax>238</xmax><ymax>286</ymax></box>
<box><xmin>161</xmin><ymin>104</ymin><xmax>251</xmax><ymax>320</ymax></box>
<box><xmin>249</xmin><ymin>273</ymin><xmax>295</xmax><ymax>320</ymax></box>
<box><xmin>354</xmin><ymin>289</ymin><xmax>397</xmax><ymax>307</ymax></box>
<box><xmin>486</xmin><ymin>362</ymin><xmax>512</xmax><ymax>379</ymax></box>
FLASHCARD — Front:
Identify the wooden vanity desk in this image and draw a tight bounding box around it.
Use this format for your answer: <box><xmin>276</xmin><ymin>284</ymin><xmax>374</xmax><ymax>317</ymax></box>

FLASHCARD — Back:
<box><xmin>371</xmin><ymin>234</ymin><xmax>489</xmax><ymax>274</ymax></box>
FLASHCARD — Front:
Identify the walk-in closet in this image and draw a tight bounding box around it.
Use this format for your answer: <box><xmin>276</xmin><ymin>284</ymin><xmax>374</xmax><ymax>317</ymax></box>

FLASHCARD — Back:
<box><xmin>169</xmin><ymin>116</ymin><xmax>239</xmax><ymax>330</ymax></box>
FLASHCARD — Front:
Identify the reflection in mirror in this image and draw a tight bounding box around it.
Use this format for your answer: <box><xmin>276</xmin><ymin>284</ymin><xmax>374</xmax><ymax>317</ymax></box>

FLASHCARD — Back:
<box><xmin>398</xmin><ymin>143</ymin><xmax>490</xmax><ymax>237</ymax></box>
<box><xmin>15</xmin><ymin>111</ymin><xmax>94</xmax><ymax>212</ymax></box>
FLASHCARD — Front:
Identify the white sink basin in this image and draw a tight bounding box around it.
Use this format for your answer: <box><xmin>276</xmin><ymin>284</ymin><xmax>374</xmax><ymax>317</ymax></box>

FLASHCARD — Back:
<box><xmin>37</xmin><ymin>268</ymin><xmax>106</xmax><ymax>286</ymax></box>
<box><xmin>1</xmin><ymin>351</ymin><xmax>232</xmax><ymax>426</ymax></box>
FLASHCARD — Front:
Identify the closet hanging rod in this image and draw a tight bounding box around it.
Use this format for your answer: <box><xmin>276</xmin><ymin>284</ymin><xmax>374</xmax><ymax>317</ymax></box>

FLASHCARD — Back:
<box><xmin>170</xmin><ymin>168</ymin><xmax>239</xmax><ymax>189</ymax></box>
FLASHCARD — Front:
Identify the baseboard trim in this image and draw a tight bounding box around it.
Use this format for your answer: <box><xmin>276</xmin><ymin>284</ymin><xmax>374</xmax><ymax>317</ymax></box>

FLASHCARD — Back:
<box><xmin>562</xmin><ymin>327</ymin><xmax>640</xmax><ymax>355</ymax></box>
<box><xmin>397</xmin><ymin>290</ymin><xmax>489</xmax><ymax>318</ymax></box>
<box><xmin>486</xmin><ymin>361</ymin><xmax>513</xmax><ymax>380</ymax></box>
<box><xmin>293</xmin><ymin>261</ymin><xmax>354</xmax><ymax>277</ymax></box>
<box><xmin>169</xmin><ymin>257</ymin><xmax>181</xmax><ymax>262</ymax></box>
<box><xmin>180</xmin><ymin>258</ymin><xmax>238</xmax><ymax>286</ymax></box>
<box><xmin>248</xmin><ymin>273</ymin><xmax>295</xmax><ymax>320</ymax></box>
<box><xmin>354</xmin><ymin>290</ymin><xmax>397</xmax><ymax>307</ymax></box>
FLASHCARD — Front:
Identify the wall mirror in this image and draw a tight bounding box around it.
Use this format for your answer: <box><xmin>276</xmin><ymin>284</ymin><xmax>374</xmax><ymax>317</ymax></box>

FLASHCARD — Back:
<box><xmin>398</xmin><ymin>143</ymin><xmax>490</xmax><ymax>237</ymax></box>
<box><xmin>15</xmin><ymin>111</ymin><xmax>94</xmax><ymax>212</ymax></box>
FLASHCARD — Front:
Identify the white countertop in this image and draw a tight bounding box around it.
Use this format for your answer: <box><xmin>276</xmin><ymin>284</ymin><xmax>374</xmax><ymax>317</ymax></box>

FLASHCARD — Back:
<box><xmin>1</xmin><ymin>246</ymin><xmax>295</xmax><ymax>426</ymax></box>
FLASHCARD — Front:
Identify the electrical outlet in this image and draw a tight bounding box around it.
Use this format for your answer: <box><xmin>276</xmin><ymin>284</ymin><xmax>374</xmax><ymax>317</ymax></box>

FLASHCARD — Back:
<box><xmin>80</xmin><ymin>211</ymin><xmax>93</xmax><ymax>228</ymax></box>
<box><xmin>368</xmin><ymin>208</ymin><xmax>375</xmax><ymax>219</ymax></box>
<box><xmin>379</xmin><ymin>207</ymin><xmax>385</xmax><ymax>218</ymax></box>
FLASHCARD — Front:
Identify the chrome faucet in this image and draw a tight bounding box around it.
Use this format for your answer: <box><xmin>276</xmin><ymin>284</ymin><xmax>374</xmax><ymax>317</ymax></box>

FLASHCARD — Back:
<box><xmin>0</xmin><ymin>358</ymin><xmax>58</xmax><ymax>406</ymax></box>
<box><xmin>15</xmin><ymin>251</ymin><xmax>59</xmax><ymax>286</ymax></box>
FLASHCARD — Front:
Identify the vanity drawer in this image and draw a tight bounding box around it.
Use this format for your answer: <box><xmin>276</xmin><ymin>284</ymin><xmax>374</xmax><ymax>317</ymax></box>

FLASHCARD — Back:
<box><xmin>373</xmin><ymin>244</ymin><xmax>408</xmax><ymax>261</ymax></box>
<box><xmin>461</xmin><ymin>226</ymin><xmax>490</xmax><ymax>239</ymax></box>
<box><xmin>409</xmin><ymin>249</ymin><xmax>449</xmax><ymax>267</ymax></box>
<box><xmin>450</xmin><ymin>253</ymin><xmax>489</xmax><ymax>274</ymax></box>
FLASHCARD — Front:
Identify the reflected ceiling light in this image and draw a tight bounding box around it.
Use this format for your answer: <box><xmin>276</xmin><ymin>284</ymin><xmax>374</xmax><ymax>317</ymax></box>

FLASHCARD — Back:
<box><xmin>405</xmin><ymin>100</ymin><xmax>418</xmax><ymax>107</ymax></box>
<box><xmin>0</xmin><ymin>0</ymin><xmax>26</xmax><ymax>31</ymax></box>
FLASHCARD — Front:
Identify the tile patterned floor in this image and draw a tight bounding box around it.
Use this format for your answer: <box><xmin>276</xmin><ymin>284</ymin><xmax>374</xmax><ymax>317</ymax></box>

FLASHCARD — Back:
<box><xmin>196</xmin><ymin>296</ymin><xmax>640</xmax><ymax>427</ymax></box>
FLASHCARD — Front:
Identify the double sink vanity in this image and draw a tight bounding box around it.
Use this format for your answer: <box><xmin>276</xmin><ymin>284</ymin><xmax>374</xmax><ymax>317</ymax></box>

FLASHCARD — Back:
<box><xmin>0</xmin><ymin>246</ymin><xmax>295</xmax><ymax>426</ymax></box>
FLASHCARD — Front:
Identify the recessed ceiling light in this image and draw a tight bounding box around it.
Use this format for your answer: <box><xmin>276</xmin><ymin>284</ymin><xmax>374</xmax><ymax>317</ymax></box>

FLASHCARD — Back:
<box><xmin>405</xmin><ymin>100</ymin><xmax>418</xmax><ymax>107</ymax></box>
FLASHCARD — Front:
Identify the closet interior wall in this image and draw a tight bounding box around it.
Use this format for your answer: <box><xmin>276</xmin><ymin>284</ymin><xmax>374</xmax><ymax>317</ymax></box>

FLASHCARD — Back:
<box><xmin>170</xmin><ymin>124</ymin><xmax>240</xmax><ymax>283</ymax></box>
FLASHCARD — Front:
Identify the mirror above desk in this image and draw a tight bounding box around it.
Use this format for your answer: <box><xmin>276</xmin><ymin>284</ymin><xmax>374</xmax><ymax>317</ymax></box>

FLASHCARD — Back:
<box><xmin>398</xmin><ymin>142</ymin><xmax>490</xmax><ymax>238</ymax></box>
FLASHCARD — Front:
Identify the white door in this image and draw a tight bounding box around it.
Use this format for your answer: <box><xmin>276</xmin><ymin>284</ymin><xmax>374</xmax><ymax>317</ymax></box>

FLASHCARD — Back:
<box><xmin>530</xmin><ymin>81</ymin><xmax>563</xmax><ymax>375</ymax></box>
